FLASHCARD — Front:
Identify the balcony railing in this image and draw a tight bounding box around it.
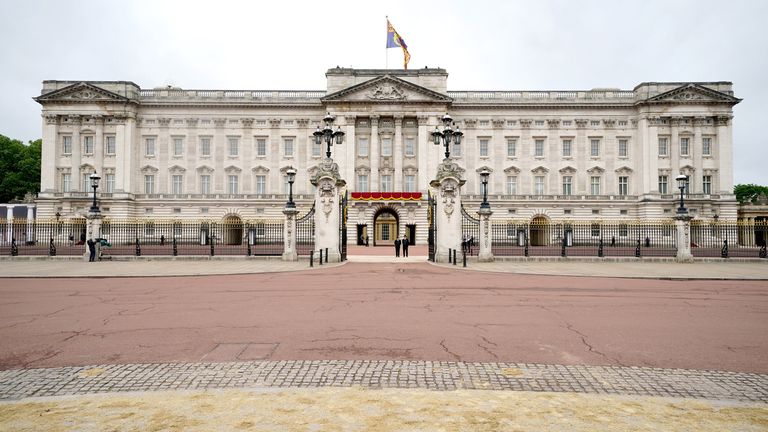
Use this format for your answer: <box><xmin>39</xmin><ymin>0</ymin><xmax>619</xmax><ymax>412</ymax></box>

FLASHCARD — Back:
<box><xmin>139</xmin><ymin>89</ymin><xmax>326</xmax><ymax>103</ymax></box>
<box><xmin>449</xmin><ymin>90</ymin><xmax>636</xmax><ymax>103</ymax></box>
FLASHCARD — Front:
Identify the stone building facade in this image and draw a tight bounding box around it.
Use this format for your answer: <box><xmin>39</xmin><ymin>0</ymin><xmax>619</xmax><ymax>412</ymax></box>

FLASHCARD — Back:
<box><xmin>34</xmin><ymin>68</ymin><xmax>740</xmax><ymax>245</ymax></box>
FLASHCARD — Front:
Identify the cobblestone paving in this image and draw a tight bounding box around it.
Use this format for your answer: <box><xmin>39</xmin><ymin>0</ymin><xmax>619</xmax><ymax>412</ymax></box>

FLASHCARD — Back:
<box><xmin>1</xmin><ymin>360</ymin><xmax>766</xmax><ymax>402</ymax></box>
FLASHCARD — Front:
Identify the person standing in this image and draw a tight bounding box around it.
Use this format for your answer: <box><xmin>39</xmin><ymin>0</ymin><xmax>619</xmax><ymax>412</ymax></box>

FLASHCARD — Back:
<box><xmin>87</xmin><ymin>239</ymin><xmax>96</xmax><ymax>262</ymax></box>
<box><xmin>402</xmin><ymin>236</ymin><xmax>409</xmax><ymax>257</ymax></box>
<box><xmin>394</xmin><ymin>237</ymin><xmax>401</xmax><ymax>257</ymax></box>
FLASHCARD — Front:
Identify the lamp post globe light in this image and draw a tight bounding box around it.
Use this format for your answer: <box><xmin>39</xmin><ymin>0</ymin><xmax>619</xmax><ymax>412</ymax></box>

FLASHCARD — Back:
<box><xmin>313</xmin><ymin>112</ymin><xmax>345</xmax><ymax>159</ymax></box>
<box><xmin>431</xmin><ymin>113</ymin><xmax>463</xmax><ymax>159</ymax></box>
<box><xmin>285</xmin><ymin>166</ymin><xmax>297</xmax><ymax>209</ymax></box>
<box><xmin>89</xmin><ymin>171</ymin><xmax>101</xmax><ymax>213</ymax></box>
<box><xmin>479</xmin><ymin>168</ymin><xmax>491</xmax><ymax>211</ymax></box>
<box><xmin>675</xmin><ymin>174</ymin><xmax>689</xmax><ymax>215</ymax></box>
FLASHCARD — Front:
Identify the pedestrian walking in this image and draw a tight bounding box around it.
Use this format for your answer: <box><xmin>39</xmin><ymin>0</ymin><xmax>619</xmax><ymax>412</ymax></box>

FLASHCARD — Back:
<box><xmin>394</xmin><ymin>237</ymin><xmax>401</xmax><ymax>257</ymax></box>
<box><xmin>402</xmin><ymin>236</ymin><xmax>409</xmax><ymax>257</ymax></box>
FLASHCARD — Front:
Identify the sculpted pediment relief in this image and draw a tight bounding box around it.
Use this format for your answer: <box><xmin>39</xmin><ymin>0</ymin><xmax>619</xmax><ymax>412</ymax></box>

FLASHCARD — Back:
<box><xmin>35</xmin><ymin>82</ymin><xmax>131</xmax><ymax>104</ymax></box>
<box><xmin>322</xmin><ymin>75</ymin><xmax>452</xmax><ymax>103</ymax></box>
<box><xmin>559</xmin><ymin>165</ymin><xmax>577</xmax><ymax>174</ymax></box>
<box><xmin>644</xmin><ymin>83</ymin><xmax>741</xmax><ymax>105</ymax></box>
<box><xmin>504</xmin><ymin>165</ymin><xmax>521</xmax><ymax>174</ymax></box>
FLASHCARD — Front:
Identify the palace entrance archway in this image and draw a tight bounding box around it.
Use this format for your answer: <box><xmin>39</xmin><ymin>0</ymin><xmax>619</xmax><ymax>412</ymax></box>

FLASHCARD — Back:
<box><xmin>373</xmin><ymin>208</ymin><xmax>399</xmax><ymax>246</ymax></box>
<box><xmin>223</xmin><ymin>215</ymin><xmax>243</xmax><ymax>245</ymax></box>
<box><xmin>530</xmin><ymin>216</ymin><xmax>549</xmax><ymax>246</ymax></box>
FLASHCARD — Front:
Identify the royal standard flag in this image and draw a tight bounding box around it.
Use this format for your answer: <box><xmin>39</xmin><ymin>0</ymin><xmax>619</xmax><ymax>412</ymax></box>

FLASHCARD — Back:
<box><xmin>386</xmin><ymin>19</ymin><xmax>411</xmax><ymax>69</ymax></box>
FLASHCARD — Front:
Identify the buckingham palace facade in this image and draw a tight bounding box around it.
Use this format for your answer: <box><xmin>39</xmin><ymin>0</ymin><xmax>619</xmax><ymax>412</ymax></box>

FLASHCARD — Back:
<box><xmin>34</xmin><ymin>68</ymin><xmax>740</xmax><ymax>245</ymax></box>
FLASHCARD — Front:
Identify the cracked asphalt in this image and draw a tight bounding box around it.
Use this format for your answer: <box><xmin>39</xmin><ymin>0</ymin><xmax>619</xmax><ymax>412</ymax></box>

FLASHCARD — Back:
<box><xmin>0</xmin><ymin>262</ymin><xmax>767</xmax><ymax>373</ymax></box>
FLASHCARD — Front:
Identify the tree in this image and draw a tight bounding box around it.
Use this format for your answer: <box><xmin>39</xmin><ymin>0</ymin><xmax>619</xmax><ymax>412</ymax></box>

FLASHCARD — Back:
<box><xmin>0</xmin><ymin>135</ymin><xmax>41</xmax><ymax>203</ymax></box>
<box><xmin>734</xmin><ymin>183</ymin><xmax>768</xmax><ymax>204</ymax></box>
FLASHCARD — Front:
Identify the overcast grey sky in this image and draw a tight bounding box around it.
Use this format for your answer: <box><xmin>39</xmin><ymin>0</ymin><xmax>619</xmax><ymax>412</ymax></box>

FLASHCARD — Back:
<box><xmin>1</xmin><ymin>0</ymin><xmax>766</xmax><ymax>184</ymax></box>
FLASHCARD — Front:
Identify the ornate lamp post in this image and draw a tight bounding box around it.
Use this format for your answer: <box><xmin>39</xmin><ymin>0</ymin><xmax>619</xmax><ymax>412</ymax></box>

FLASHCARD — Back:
<box><xmin>89</xmin><ymin>171</ymin><xmax>101</xmax><ymax>213</ymax></box>
<box><xmin>285</xmin><ymin>166</ymin><xmax>297</xmax><ymax>209</ymax></box>
<box><xmin>431</xmin><ymin>113</ymin><xmax>464</xmax><ymax>159</ymax></box>
<box><xmin>313</xmin><ymin>112</ymin><xmax>345</xmax><ymax>159</ymax></box>
<box><xmin>675</xmin><ymin>174</ymin><xmax>688</xmax><ymax>215</ymax></box>
<box><xmin>479</xmin><ymin>168</ymin><xmax>491</xmax><ymax>211</ymax></box>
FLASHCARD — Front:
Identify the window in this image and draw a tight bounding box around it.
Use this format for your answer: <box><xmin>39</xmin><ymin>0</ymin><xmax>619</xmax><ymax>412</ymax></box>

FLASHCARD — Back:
<box><xmin>405</xmin><ymin>175</ymin><xmax>416</xmax><ymax>192</ymax></box>
<box><xmin>562</xmin><ymin>139</ymin><xmax>572</xmax><ymax>157</ymax></box>
<box><xmin>283</xmin><ymin>138</ymin><xmax>294</xmax><ymax>156</ymax></box>
<box><xmin>61</xmin><ymin>173</ymin><xmax>71</xmax><ymax>192</ymax></box>
<box><xmin>618</xmin><ymin>176</ymin><xmax>628</xmax><ymax>195</ymax></box>
<box><xmin>256</xmin><ymin>138</ymin><xmax>267</xmax><ymax>156</ymax></box>
<box><xmin>405</xmin><ymin>137</ymin><xmax>415</xmax><ymax>156</ymax></box>
<box><xmin>381</xmin><ymin>175</ymin><xmax>392</xmax><ymax>192</ymax></box>
<box><xmin>620</xmin><ymin>209</ymin><xmax>628</xmax><ymax>215</ymax></box>
<box><xmin>703</xmin><ymin>175</ymin><xmax>712</xmax><ymax>194</ymax></box>
<box><xmin>534</xmin><ymin>176</ymin><xmax>545</xmax><ymax>195</ymax></box>
<box><xmin>172</xmin><ymin>137</ymin><xmax>183</xmax><ymax>157</ymax></box>
<box><xmin>562</xmin><ymin>176</ymin><xmax>572</xmax><ymax>195</ymax></box>
<box><xmin>228</xmin><ymin>137</ymin><xmax>239</xmax><ymax>156</ymax></box>
<box><xmin>105</xmin><ymin>136</ymin><xmax>116</xmax><ymax>155</ymax></box>
<box><xmin>62</xmin><ymin>136</ymin><xmax>72</xmax><ymax>154</ymax></box>
<box><xmin>507</xmin><ymin>139</ymin><xmax>517</xmax><ymax>157</ymax></box>
<box><xmin>592</xmin><ymin>209</ymin><xmax>600</xmax><ymax>215</ymax></box>
<box><xmin>658</xmin><ymin>137</ymin><xmax>669</xmax><ymax>156</ymax></box>
<box><xmin>452</xmin><ymin>140</ymin><xmax>461</xmax><ymax>157</ymax></box>
<box><xmin>479</xmin><ymin>139</ymin><xmax>489</xmax><ymax>157</ymax></box>
<box><xmin>105</xmin><ymin>173</ymin><xmax>115</xmax><ymax>193</ymax></box>
<box><xmin>534</xmin><ymin>139</ymin><xmax>544</xmax><ymax>157</ymax></box>
<box><xmin>312</xmin><ymin>139</ymin><xmax>321</xmax><ymax>157</ymax></box>
<box><xmin>82</xmin><ymin>173</ymin><xmax>91</xmax><ymax>191</ymax></box>
<box><xmin>228</xmin><ymin>175</ymin><xmax>238</xmax><ymax>194</ymax></box>
<box><xmin>144</xmin><ymin>222</ymin><xmax>155</xmax><ymax>236</ymax></box>
<box><xmin>144</xmin><ymin>175</ymin><xmax>155</xmax><ymax>194</ymax></box>
<box><xmin>590</xmin><ymin>139</ymin><xmax>600</xmax><ymax>157</ymax></box>
<box><xmin>171</xmin><ymin>174</ymin><xmax>183</xmax><ymax>194</ymax></box>
<box><xmin>591</xmin><ymin>223</ymin><xmax>600</xmax><ymax>237</ymax></box>
<box><xmin>658</xmin><ymin>175</ymin><xmax>668</xmax><ymax>194</ymax></box>
<box><xmin>590</xmin><ymin>176</ymin><xmax>601</xmax><ymax>195</ymax></box>
<box><xmin>680</xmin><ymin>137</ymin><xmax>690</xmax><ymax>156</ymax></box>
<box><xmin>83</xmin><ymin>136</ymin><xmax>94</xmax><ymax>154</ymax></box>
<box><xmin>357</xmin><ymin>174</ymin><xmax>369</xmax><ymax>192</ymax></box>
<box><xmin>200</xmin><ymin>175</ymin><xmax>211</xmax><ymax>194</ymax></box>
<box><xmin>702</xmin><ymin>137</ymin><xmax>712</xmax><ymax>156</ymax></box>
<box><xmin>534</xmin><ymin>120</ymin><xmax>544</xmax><ymax>126</ymax></box>
<box><xmin>358</xmin><ymin>137</ymin><xmax>369</xmax><ymax>157</ymax></box>
<box><xmin>145</xmin><ymin>137</ymin><xmax>155</xmax><ymax>156</ymax></box>
<box><xmin>562</xmin><ymin>120</ymin><xmax>572</xmax><ymax>127</ymax></box>
<box><xmin>201</xmin><ymin>207</ymin><xmax>209</xmax><ymax>214</ymax></box>
<box><xmin>479</xmin><ymin>120</ymin><xmax>489</xmax><ymax>127</ymax></box>
<box><xmin>255</xmin><ymin>175</ymin><xmax>266</xmax><ymax>194</ymax></box>
<box><xmin>618</xmin><ymin>139</ymin><xmax>628</xmax><ymax>158</ymax></box>
<box><xmin>381</xmin><ymin>138</ymin><xmax>392</xmax><ymax>156</ymax></box>
<box><xmin>506</xmin><ymin>176</ymin><xmax>518</xmax><ymax>195</ymax></box>
<box><xmin>200</xmin><ymin>137</ymin><xmax>211</xmax><ymax>156</ymax></box>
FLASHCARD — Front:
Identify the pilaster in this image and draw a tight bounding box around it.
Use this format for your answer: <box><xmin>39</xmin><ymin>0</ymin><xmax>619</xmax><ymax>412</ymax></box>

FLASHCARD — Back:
<box><xmin>394</xmin><ymin>116</ymin><xmax>403</xmax><ymax>191</ymax></box>
<box><xmin>370</xmin><ymin>115</ymin><xmax>380</xmax><ymax>192</ymax></box>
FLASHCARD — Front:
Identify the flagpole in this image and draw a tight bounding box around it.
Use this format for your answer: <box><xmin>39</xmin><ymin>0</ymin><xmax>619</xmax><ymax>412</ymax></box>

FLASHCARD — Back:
<box><xmin>385</xmin><ymin>16</ymin><xmax>388</xmax><ymax>69</ymax></box>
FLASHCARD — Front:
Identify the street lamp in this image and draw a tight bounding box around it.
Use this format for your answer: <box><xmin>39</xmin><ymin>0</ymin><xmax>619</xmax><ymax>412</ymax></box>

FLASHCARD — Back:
<box><xmin>479</xmin><ymin>168</ymin><xmax>491</xmax><ymax>211</ymax></box>
<box><xmin>285</xmin><ymin>166</ymin><xmax>297</xmax><ymax>209</ymax></box>
<box><xmin>89</xmin><ymin>171</ymin><xmax>101</xmax><ymax>213</ymax></box>
<box><xmin>313</xmin><ymin>112</ymin><xmax>345</xmax><ymax>159</ymax></box>
<box><xmin>431</xmin><ymin>113</ymin><xmax>464</xmax><ymax>159</ymax></box>
<box><xmin>675</xmin><ymin>174</ymin><xmax>688</xmax><ymax>215</ymax></box>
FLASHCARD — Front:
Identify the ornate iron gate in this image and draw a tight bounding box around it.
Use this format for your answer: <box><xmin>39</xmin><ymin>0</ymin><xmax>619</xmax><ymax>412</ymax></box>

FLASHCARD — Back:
<box><xmin>339</xmin><ymin>191</ymin><xmax>348</xmax><ymax>261</ymax></box>
<box><xmin>461</xmin><ymin>204</ymin><xmax>480</xmax><ymax>256</ymax></box>
<box><xmin>428</xmin><ymin>190</ymin><xmax>437</xmax><ymax>261</ymax></box>
<box><xmin>296</xmin><ymin>204</ymin><xmax>315</xmax><ymax>256</ymax></box>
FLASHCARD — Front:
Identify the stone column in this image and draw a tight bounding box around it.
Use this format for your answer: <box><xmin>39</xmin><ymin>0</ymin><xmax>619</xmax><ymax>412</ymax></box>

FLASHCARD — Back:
<box><xmin>675</xmin><ymin>214</ymin><xmax>693</xmax><ymax>263</ymax></box>
<box><xmin>26</xmin><ymin>205</ymin><xmax>35</xmax><ymax>245</ymax></box>
<box><xmin>311</xmin><ymin>158</ymin><xmax>346</xmax><ymax>263</ymax></box>
<box><xmin>344</xmin><ymin>115</ymin><xmax>356</xmax><ymax>185</ymax></box>
<box><xmin>670</xmin><ymin>117</ymin><xmax>680</xmax><ymax>178</ymax></box>
<box><xmin>430</xmin><ymin>159</ymin><xmax>465</xmax><ymax>263</ymax></box>
<box><xmin>41</xmin><ymin>114</ymin><xmax>59</xmax><ymax>192</ymax></box>
<box><xmin>282</xmin><ymin>206</ymin><xmax>299</xmax><ymax>261</ymax></box>
<box><xmin>716</xmin><ymin>115</ymin><xmax>734</xmax><ymax>193</ymax></box>
<box><xmin>72</xmin><ymin>116</ymin><xmax>82</xmax><ymax>190</ymax></box>
<box><xmin>6</xmin><ymin>205</ymin><xmax>14</xmax><ymax>245</ymax></box>
<box><xmin>370</xmin><ymin>115</ymin><xmax>380</xmax><ymax>192</ymax></box>
<box><xmin>417</xmin><ymin>116</ymin><xmax>429</xmax><ymax>192</ymax></box>
<box><xmin>394</xmin><ymin>116</ymin><xmax>403</xmax><ymax>191</ymax></box>
<box><xmin>94</xmin><ymin>115</ymin><xmax>104</xmax><ymax>179</ymax></box>
<box><xmin>478</xmin><ymin>207</ymin><xmax>494</xmax><ymax>262</ymax></box>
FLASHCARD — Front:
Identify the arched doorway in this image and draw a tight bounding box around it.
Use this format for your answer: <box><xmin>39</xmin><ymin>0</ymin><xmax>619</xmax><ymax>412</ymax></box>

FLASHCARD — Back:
<box><xmin>373</xmin><ymin>208</ymin><xmax>399</xmax><ymax>246</ymax></box>
<box><xmin>223</xmin><ymin>215</ymin><xmax>243</xmax><ymax>245</ymax></box>
<box><xmin>530</xmin><ymin>216</ymin><xmax>549</xmax><ymax>246</ymax></box>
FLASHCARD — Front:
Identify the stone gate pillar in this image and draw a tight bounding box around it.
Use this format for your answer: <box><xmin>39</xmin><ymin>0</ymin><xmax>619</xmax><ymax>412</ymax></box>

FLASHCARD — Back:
<box><xmin>478</xmin><ymin>207</ymin><xmax>494</xmax><ymax>262</ymax></box>
<box><xmin>85</xmin><ymin>212</ymin><xmax>102</xmax><ymax>260</ymax></box>
<box><xmin>311</xmin><ymin>158</ymin><xmax>346</xmax><ymax>263</ymax></box>
<box><xmin>675</xmin><ymin>214</ymin><xmax>693</xmax><ymax>263</ymax></box>
<box><xmin>282</xmin><ymin>206</ymin><xmax>299</xmax><ymax>261</ymax></box>
<box><xmin>430</xmin><ymin>159</ymin><xmax>465</xmax><ymax>263</ymax></box>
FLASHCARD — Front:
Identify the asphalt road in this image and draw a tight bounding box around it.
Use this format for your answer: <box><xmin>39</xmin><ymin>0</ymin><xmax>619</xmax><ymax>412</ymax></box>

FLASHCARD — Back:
<box><xmin>1</xmin><ymin>262</ymin><xmax>766</xmax><ymax>372</ymax></box>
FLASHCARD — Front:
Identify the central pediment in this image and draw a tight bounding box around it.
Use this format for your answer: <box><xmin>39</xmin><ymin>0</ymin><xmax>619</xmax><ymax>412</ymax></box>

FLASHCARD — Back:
<box><xmin>34</xmin><ymin>82</ymin><xmax>134</xmax><ymax>104</ymax></box>
<box><xmin>642</xmin><ymin>83</ymin><xmax>741</xmax><ymax>105</ymax></box>
<box><xmin>322</xmin><ymin>75</ymin><xmax>452</xmax><ymax>103</ymax></box>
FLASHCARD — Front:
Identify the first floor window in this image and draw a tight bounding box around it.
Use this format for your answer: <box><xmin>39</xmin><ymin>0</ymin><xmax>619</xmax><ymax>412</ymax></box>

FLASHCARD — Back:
<box><xmin>83</xmin><ymin>136</ymin><xmax>94</xmax><ymax>154</ymax></box>
<box><xmin>405</xmin><ymin>137</ymin><xmax>415</xmax><ymax>156</ymax></box>
<box><xmin>590</xmin><ymin>139</ymin><xmax>600</xmax><ymax>157</ymax></box>
<box><xmin>173</xmin><ymin>137</ymin><xmax>183</xmax><ymax>156</ymax></box>
<box><xmin>200</xmin><ymin>137</ymin><xmax>211</xmax><ymax>156</ymax></box>
<box><xmin>534</xmin><ymin>139</ymin><xmax>544</xmax><ymax>157</ymax></box>
<box><xmin>228</xmin><ymin>137</ymin><xmax>239</xmax><ymax>156</ymax></box>
<box><xmin>703</xmin><ymin>175</ymin><xmax>712</xmax><ymax>194</ymax></box>
<box><xmin>381</xmin><ymin>175</ymin><xmax>392</xmax><ymax>192</ymax></box>
<box><xmin>381</xmin><ymin>138</ymin><xmax>392</xmax><ymax>156</ymax></box>
<box><xmin>255</xmin><ymin>175</ymin><xmax>266</xmax><ymax>194</ymax></box>
<box><xmin>357</xmin><ymin>174</ymin><xmax>369</xmax><ymax>192</ymax></box>
<box><xmin>105</xmin><ymin>135</ymin><xmax>116</xmax><ymax>155</ymax></box>
<box><xmin>283</xmin><ymin>138</ymin><xmax>294</xmax><ymax>157</ymax></box>
<box><xmin>144</xmin><ymin>175</ymin><xmax>155</xmax><ymax>194</ymax></box>
<box><xmin>534</xmin><ymin>176</ymin><xmax>545</xmax><ymax>195</ymax></box>
<box><xmin>507</xmin><ymin>139</ymin><xmax>517</xmax><ymax>157</ymax></box>
<box><xmin>358</xmin><ymin>137</ymin><xmax>369</xmax><ymax>157</ymax></box>
<box><xmin>62</xmin><ymin>135</ymin><xmax>72</xmax><ymax>154</ymax></box>
<box><xmin>200</xmin><ymin>175</ymin><xmax>211</xmax><ymax>194</ymax></box>
<box><xmin>590</xmin><ymin>176</ymin><xmax>601</xmax><ymax>195</ymax></box>
<box><xmin>618</xmin><ymin>176</ymin><xmax>628</xmax><ymax>195</ymax></box>
<box><xmin>105</xmin><ymin>173</ymin><xmax>115</xmax><ymax>193</ymax></box>
<box><xmin>562</xmin><ymin>139</ymin><xmax>572</xmax><ymax>157</ymax></box>
<box><xmin>680</xmin><ymin>137</ymin><xmax>690</xmax><ymax>156</ymax></box>
<box><xmin>658</xmin><ymin>137</ymin><xmax>669</xmax><ymax>156</ymax></box>
<box><xmin>82</xmin><ymin>173</ymin><xmax>91</xmax><ymax>191</ymax></box>
<box><xmin>479</xmin><ymin>139</ymin><xmax>489</xmax><ymax>157</ymax></box>
<box><xmin>452</xmin><ymin>141</ymin><xmax>461</xmax><ymax>157</ymax></box>
<box><xmin>404</xmin><ymin>175</ymin><xmax>416</xmax><ymax>192</ymax></box>
<box><xmin>562</xmin><ymin>176</ymin><xmax>572</xmax><ymax>195</ymax></box>
<box><xmin>145</xmin><ymin>137</ymin><xmax>156</xmax><ymax>156</ymax></box>
<box><xmin>659</xmin><ymin>175</ymin><xmax>668</xmax><ymax>194</ymax></box>
<box><xmin>228</xmin><ymin>175</ymin><xmax>238</xmax><ymax>194</ymax></box>
<box><xmin>702</xmin><ymin>137</ymin><xmax>712</xmax><ymax>156</ymax></box>
<box><xmin>618</xmin><ymin>139</ymin><xmax>628</xmax><ymax>158</ymax></box>
<box><xmin>172</xmin><ymin>174</ymin><xmax>183</xmax><ymax>194</ymax></box>
<box><xmin>61</xmin><ymin>173</ymin><xmax>71</xmax><ymax>192</ymax></box>
<box><xmin>312</xmin><ymin>139</ymin><xmax>321</xmax><ymax>157</ymax></box>
<box><xmin>506</xmin><ymin>176</ymin><xmax>517</xmax><ymax>195</ymax></box>
<box><xmin>256</xmin><ymin>138</ymin><xmax>267</xmax><ymax>156</ymax></box>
